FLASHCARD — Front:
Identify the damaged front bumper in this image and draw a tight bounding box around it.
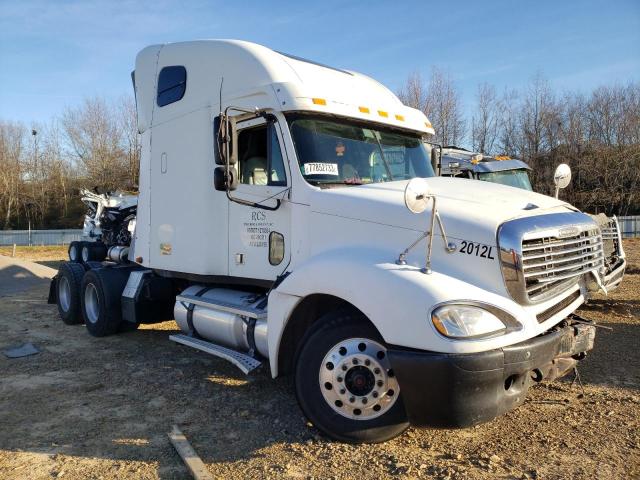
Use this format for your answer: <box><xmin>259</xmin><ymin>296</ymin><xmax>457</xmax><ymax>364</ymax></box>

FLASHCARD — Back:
<box><xmin>388</xmin><ymin>319</ymin><xmax>596</xmax><ymax>429</ymax></box>
<box><xmin>602</xmin><ymin>258</ymin><xmax>626</xmax><ymax>291</ymax></box>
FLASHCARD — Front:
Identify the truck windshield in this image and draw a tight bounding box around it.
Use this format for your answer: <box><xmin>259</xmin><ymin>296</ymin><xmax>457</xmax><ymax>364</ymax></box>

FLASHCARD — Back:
<box><xmin>477</xmin><ymin>170</ymin><xmax>533</xmax><ymax>191</ymax></box>
<box><xmin>286</xmin><ymin>114</ymin><xmax>435</xmax><ymax>186</ymax></box>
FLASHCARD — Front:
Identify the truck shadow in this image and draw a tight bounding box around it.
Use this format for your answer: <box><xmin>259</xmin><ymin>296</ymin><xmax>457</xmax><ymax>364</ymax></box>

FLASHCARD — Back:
<box><xmin>0</xmin><ymin>263</ymin><xmax>52</xmax><ymax>296</ymax></box>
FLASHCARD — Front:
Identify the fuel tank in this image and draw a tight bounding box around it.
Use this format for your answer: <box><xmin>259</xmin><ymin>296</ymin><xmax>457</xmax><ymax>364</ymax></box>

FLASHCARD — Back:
<box><xmin>174</xmin><ymin>286</ymin><xmax>268</xmax><ymax>358</ymax></box>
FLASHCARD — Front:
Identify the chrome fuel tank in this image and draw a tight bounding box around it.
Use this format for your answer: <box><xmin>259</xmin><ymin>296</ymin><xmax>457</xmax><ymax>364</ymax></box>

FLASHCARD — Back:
<box><xmin>174</xmin><ymin>286</ymin><xmax>268</xmax><ymax>358</ymax></box>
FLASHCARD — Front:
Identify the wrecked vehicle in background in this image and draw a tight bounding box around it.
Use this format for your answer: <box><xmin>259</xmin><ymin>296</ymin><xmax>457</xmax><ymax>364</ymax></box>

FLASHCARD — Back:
<box><xmin>67</xmin><ymin>188</ymin><xmax>138</xmax><ymax>263</ymax></box>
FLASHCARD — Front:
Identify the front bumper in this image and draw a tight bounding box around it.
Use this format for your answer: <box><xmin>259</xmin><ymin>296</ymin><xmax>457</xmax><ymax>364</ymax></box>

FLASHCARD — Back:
<box><xmin>388</xmin><ymin>321</ymin><xmax>596</xmax><ymax>428</ymax></box>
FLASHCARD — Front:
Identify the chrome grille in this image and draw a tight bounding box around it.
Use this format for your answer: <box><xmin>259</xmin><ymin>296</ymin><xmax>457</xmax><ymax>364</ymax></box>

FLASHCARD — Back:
<box><xmin>498</xmin><ymin>212</ymin><xmax>605</xmax><ymax>305</ymax></box>
<box><xmin>522</xmin><ymin>228</ymin><xmax>604</xmax><ymax>300</ymax></box>
<box><xmin>600</xmin><ymin>217</ymin><xmax>622</xmax><ymax>257</ymax></box>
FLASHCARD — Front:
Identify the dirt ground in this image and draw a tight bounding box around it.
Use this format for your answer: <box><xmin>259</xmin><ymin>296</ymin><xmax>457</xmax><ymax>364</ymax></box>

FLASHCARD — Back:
<box><xmin>0</xmin><ymin>245</ymin><xmax>67</xmax><ymax>270</ymax></box>
<box><xmin>0</xmin><ymin>242</ymin><xmax>638</xmax><ymax>480</ymax></box>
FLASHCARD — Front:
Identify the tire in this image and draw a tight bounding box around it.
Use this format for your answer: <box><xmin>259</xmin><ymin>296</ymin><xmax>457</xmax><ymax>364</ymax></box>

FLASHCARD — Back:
<box><xmin>294</xmin><ymin>310</ymin><xmax>409</xmax><ymax>443</ymax></box>
<box><xmin>81</xmin><ymin>242</ymin><xmax>107</xmax><ymax>262</ymax></box>
<box><xmin>56</xmin><ymin>262</ymin><xmax>86</xmax><ymax>325</ymax></box>
<box><xmin>68</xmin><ymin>241</ymin><xmax>84</xmax><ymax>262</ymax></box>
<box><xmin>80</xmin><ymin>268</ymin><xmax>129</xmax><ymax>337</ymax></box>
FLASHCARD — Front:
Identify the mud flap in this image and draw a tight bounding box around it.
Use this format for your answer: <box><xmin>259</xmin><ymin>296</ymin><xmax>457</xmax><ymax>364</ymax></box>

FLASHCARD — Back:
<box><xmin>47</xmin><ymin>276</ymin><xmax>58</xmax><ymax>304</ymax></box>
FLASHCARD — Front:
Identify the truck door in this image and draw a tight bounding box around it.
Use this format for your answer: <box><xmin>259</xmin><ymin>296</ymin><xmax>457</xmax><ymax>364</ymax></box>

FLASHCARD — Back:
<box><xmin>227</xmin><ymin>117</ymin><xmax>291</xmax><ymax>281</ymax></box>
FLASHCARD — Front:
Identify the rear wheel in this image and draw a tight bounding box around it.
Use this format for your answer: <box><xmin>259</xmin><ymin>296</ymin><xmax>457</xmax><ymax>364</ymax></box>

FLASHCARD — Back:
<box><xmin>294</xmin><ymin>310</ymin><xmax>409</xmax><ymax>443</ymax></box>
<box><xmin>81</xmin><ymin>242</ymin><xmax>107</xmax><ymax>262</ymax></box>
<box><xmin>68</xmin><ymin>241</ymin><xmax>84</xmax><ymax>262</ymax></box>
<box><xmin>56</xmin><ymin>262</ymin><xmax>86</xmax><ymax>325</ymax></box>
<box><xmin>81</xmin><ymin>268</ymin><xmax>129</xmax><ymax>337</ymax></box>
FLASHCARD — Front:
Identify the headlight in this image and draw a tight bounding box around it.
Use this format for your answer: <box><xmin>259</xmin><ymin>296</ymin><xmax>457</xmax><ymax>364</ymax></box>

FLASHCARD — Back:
<box><xmin>431</xmin><ymin>304</ymin><xmax>507</xmax><ymax>339</ymax></box>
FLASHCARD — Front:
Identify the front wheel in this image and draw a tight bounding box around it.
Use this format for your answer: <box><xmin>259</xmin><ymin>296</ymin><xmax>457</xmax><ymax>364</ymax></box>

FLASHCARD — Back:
<box><xmin>294</xmin><ymin>310</ymin><xmax>409</xmax><ymax>443</ymax></box>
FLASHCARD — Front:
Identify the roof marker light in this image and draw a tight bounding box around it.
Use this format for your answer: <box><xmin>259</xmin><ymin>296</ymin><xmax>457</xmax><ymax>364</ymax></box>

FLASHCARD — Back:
<box><xmin>312</xmin><ymin>98</ymin><xmax>327</xmax><ymax>105</ymax></box>
<box><xmin>425</xmin><ymin>121</ymin><xmax>432</xmax><ymax>129</ymax></box>
<box><xmin>395</xmin><ymin>114</ymin><xmax>405</xmax><ymax>121</ymax></box>
<box><xmin>359</xmin><ymin>106</ymin><xmax>370</xmax><ymax>113</ymax></box>
<box><xmin>378</xmin><ymin>110</ymin><xmax>388</xmax><ymax>118</ymax></box>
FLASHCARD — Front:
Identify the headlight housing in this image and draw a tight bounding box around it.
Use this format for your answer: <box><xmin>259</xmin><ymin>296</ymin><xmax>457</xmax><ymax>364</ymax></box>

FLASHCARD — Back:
<box><xmin>431</xmin><ymin>304</ymin><xmax>512</xmax><ymax>339</ymax></box>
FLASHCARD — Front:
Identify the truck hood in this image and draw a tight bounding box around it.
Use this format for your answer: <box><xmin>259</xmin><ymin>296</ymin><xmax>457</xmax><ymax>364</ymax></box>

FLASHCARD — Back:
<box><xmin>310</xmin><ymin>176</ymin><xmax>574</xmax><ymax>243</ymax></box>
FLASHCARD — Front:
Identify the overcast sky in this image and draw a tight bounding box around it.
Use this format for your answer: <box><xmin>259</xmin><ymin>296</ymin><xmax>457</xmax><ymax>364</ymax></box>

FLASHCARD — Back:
<box><xmin>1</xmin><ymin>0</ymin><xmax>639</xmax><ymax>125</ymax></box>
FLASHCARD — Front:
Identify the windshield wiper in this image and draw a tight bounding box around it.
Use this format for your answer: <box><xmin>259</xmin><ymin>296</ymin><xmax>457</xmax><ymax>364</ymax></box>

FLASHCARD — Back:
<box><xmin>372</xmin><ymin>132</ymin><xmax>394</xmax><ymax>181</ymax></box>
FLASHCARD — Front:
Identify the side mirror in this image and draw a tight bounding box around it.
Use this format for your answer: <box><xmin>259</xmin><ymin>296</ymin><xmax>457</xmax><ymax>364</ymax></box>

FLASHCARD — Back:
<box><xmin>214</xmin><ymin>166</ymin><xmax>238</xmax><ymax>191</ymax></box>
<box><xmin>214</xmin><ymin>116</ymin><xmax>237</xmax><ymax>166</ymax></box>
<box><xmin>553</xmin><ymin>163</ymin><xmax>571</xmax><ymax>199</ymax></box>
<box><xmin>404</xmin><ymin>177</ymin><xmax>432</xmax><ymax>214</ymax></box>
<box><xmin>430</xmin><ymin>148</ymin><xmax>440</xmax><ymax>174</ymax></box>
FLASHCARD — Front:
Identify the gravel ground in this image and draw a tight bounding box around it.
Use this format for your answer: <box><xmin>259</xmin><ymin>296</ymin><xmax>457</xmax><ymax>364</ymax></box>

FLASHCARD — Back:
<box><xmin>0</xmin><ymin>241</ymin><xmax>638</xmax><ymax>479</ymax></box>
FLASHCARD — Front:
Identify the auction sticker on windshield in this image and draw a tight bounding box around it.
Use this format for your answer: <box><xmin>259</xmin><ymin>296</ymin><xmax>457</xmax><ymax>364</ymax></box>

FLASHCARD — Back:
<box><xmin>304</xmin><ymin>163</ymin><xmax>339</xmax><ymax>176</ymax></box>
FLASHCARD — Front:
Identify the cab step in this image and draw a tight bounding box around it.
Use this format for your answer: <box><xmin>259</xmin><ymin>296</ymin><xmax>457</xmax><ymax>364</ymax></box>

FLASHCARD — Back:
<box><xmin>169</xmin><ymin>334</ymin><xmax>262</xmax><ymax>374</ymax></box>
<box><xmin>175</xmin><ymin>293</ymin><xmax>267</xmax><ymax>319</ymax></box>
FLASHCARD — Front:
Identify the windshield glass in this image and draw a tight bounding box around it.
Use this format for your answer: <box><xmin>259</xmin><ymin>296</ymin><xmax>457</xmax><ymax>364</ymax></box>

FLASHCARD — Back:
<box><xmin>477</xmin><ymin>170</ymin><xmax>533</xmax><ymax>190</ymax></box>
<box><xmin>286</xmin><ymin>114</ymin><xmax>435</xmax><ymax>186</ymax></box>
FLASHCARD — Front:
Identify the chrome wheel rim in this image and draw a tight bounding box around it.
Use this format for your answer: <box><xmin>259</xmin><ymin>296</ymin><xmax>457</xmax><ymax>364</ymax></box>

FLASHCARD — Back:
<box><xmin>69</xmin><ymin>245</ymin><xmax>78</xmax><ymax>261</ymax></box>
<box><xmin>81</xmin><ymin>246</ymin><xmax>89</xmax><ymax>262</ymax></box>
<box><xmin>84</xmin><ymin>283</ymin><xmax>100</xmax><ymax>324</ymax></box>
<box><xmin>319</xmin><ymin>338</ymin><xmax>399</xmax><ymax>420</ymax></box>
<box><xmin>58</xmin><ymin>276</ymin><xmax>71</xmax><ymax>312</ymax></box>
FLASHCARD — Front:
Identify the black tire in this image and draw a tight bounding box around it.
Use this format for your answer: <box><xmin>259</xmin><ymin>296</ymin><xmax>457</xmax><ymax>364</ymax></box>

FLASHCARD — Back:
<box><xmin>56</xmin><ymin>262</ymin><xmax>86</xmax><ymax>325</ymax></box>
<box><xmin>80</xmin><ymin>268</ymin><xmax>129</xmax><ymax>337</ymax></box>
<box><xmin>68</xmin><ymin>241</ymin><xmax>84</xmax><ymax>263</ymax></box>
<box><xmin>294</xmin><ymin>310</ymin><xmax>409</xmax><ymax>443</ymax></box>
<box><xmin>81</xmin><ymin>242</ymin><xmax>107</xmax><ymax>262</ymax></box>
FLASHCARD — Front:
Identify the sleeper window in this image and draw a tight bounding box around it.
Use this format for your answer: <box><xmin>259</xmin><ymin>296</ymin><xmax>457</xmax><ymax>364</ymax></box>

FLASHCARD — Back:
<box><xmin>157</xmin><ymin>66</ymin><xmax>187</xmax><ymax>107</ymax></box>
<box><xmin>237</xmin><ymin>125</ymin><xmax>286</xmax><ymax>186</ymax></box>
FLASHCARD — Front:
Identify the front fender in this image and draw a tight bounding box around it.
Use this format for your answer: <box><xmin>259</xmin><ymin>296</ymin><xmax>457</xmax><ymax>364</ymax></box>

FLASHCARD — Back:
<box><xmin>267</xmin><ymin>247</ymin><xmax>556</xmax><ymax>377</ymax></box>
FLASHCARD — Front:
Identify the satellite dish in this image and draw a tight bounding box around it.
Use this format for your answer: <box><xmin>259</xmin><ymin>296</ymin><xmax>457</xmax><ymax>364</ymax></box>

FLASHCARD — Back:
<box><xmin>553</xmin><ymin>163</ymin><xmax>572</xmax><ymax>190</ymax></box>
<box><xmin>404</xmin><ymin>178</ymin><xmax>431</xmax><ymax>214</ymax></box>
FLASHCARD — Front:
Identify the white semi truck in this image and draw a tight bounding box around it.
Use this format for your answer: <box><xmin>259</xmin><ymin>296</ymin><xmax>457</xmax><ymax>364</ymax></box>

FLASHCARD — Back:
<box><xmin>50</xmin><ymin>40</ymin><xmax>605</xmax><ymax>443</ymax></box>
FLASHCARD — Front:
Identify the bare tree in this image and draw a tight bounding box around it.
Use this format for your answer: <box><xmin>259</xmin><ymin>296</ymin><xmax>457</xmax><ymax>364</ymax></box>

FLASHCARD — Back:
<box><xmin>0</xmin><ymin>122</ymin><xmax>25</xmax><ymax>228</ymax></box>
<box><xmin>397</xmin><ymin>71</ymin><xmax>427</xmax><ymax>112</ymax></box>
<box><xmin>520</xmin><ymin>73</ymin><xmax>555</xmax><ymax>158</ymax></box>
<box><xmin>118</xmin><ymin>95</ymin><xmax>141</xmax><ymax>188</ymax></box>
<box><xmin>496</xmin><ymin>88</ymin><xmax>521</xmax><ymax>156</ymax></box>
<box><xmin>424</xmin><ymin>68</ymin><xmax>466</xmax><ymax>146</ymax></box>
<box><xmin>471</xmin><ymin>83</ymin><xmax>499</xmax><ymax>154</ymax></box>
<box><xmin>61</xmin><ymin>97</ymin><xmax>128</xmax><ymax>189</ymax></box>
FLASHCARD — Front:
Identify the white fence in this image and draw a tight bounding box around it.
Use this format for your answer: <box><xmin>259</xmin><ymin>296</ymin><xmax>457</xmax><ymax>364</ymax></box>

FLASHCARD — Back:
<box><xmin>619</xmin><ymin>216</ymin><xmax>640</xmax><ymax>238</ymax></box>
<box><xmin>0</xmin><ymin>229</ymin><xmax>84</xmax><ymax>246</ymax></box>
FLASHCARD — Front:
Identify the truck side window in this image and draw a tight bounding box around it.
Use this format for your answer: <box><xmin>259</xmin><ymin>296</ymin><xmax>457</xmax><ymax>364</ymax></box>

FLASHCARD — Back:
<box><xmin>269</xmin><ymin>125</ymin><xmax>286</xmax><ymax>186</ymax></box>
<box><xmin>237</xmin><ymin>124</ymin><xmax>287</xmax><ymax>186</ymax></box>
<box><xmin>157</xmin><ymin>66</ymin><xmax>187</xmax><ymax>107</ymax></box>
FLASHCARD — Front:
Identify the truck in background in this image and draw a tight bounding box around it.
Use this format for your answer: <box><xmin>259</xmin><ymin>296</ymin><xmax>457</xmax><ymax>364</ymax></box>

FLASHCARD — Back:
<box><xmin>50</xmin><ymin>40</ymin><xmax>604</xmax><ymax>443</ymax></box>
<box><xmin>65</xmin><ymin>188</ymin><xmax>138</xmax><ymax>264</ymax></box>
<box><xmin>439</xmin><ymin>146</ymin><xmax>626</xmax><ymax>291</ymax></box>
